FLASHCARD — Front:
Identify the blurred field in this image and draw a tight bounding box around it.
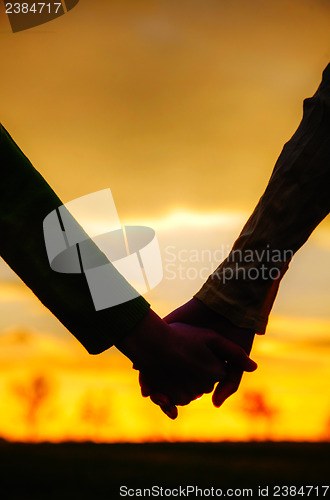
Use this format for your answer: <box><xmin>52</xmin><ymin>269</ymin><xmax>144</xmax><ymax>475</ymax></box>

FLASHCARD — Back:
<box><xmin>0</xmin><ymin>441</ymin><xmax>328</xmax><ymax>499</ymax></box>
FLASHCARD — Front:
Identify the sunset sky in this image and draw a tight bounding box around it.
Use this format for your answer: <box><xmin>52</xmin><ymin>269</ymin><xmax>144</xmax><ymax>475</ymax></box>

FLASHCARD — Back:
<box><xmin>0</xmin><ymin>0</ymin><xmax>329</xmax><ymax>442</ymax></box>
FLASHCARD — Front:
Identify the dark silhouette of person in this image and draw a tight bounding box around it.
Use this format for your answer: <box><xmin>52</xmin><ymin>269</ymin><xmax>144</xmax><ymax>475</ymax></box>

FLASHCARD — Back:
<box><xmin>0</xmin><ymin>122</ymin><xmax>256</xmax><ymax>419</ymax></box>
<box><xmin>144</xmin><ymin>63</ymin><xmax>330</xmax><ymax>415</ymax></box>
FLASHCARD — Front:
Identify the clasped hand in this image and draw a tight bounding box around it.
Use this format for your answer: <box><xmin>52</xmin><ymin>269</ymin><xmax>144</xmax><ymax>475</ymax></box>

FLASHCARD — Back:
<box><xmin>116</xmin><ymin>299</ymin><xmax>257</xmax><ymax>419</ymax></box>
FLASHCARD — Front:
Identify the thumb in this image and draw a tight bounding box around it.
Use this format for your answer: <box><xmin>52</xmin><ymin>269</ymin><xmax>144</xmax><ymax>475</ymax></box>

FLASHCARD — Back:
<box><xmin>212</xmin><ymin>369</ymin><xmax>243</xmax><ymax>408</ymax></box>
<box><xmin>206</xmin><ymin>334</ymin><xmax>258</xmax><ymax>372</ymax></box>
<box><xmin>138</xmin><ymin>373</ymin><xmax>178</xmax><ymax>420</ymax></box>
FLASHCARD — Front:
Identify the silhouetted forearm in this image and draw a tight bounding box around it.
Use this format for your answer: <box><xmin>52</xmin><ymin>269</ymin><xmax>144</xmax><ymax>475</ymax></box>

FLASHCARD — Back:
<box><xmin>0</xmin><ymin>124</ymin><xmax>150</xmax><ymax>353</ymax></box>
<box><xmin>195</xmin><ymin>64</ymin><xmax>330</xmax><ymax>333</ymax></box>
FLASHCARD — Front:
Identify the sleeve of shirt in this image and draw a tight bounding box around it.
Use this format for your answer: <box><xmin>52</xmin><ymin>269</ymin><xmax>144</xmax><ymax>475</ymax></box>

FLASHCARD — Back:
<box><xmin>0</xmin><ymin>123</ymin><xmax>150</xmax><ymax>354</ymax></box>
<box><xmin>194</xmin><ymin>63</ymin><xmax>330</xmax><ymax>334</ymax></box>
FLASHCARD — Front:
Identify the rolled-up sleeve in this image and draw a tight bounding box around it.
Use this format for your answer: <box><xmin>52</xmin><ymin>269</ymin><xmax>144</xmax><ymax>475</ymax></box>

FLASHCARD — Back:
<box><xmin>195</xmin><ymin>64</ymin><xmax>330</xmax><ymax>334</ymax></box>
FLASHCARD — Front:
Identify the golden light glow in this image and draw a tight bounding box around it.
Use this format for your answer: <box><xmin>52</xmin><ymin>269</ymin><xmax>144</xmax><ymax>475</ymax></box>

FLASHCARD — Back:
<box><xmin>0</xmin><ymin>0</ymin><xmax>329</xmax><ymax>442</ymax></box>
<box><xmin>0</xmin><ymin>208</ymin><xmax>329</xmax><ymax>443</ymax></box>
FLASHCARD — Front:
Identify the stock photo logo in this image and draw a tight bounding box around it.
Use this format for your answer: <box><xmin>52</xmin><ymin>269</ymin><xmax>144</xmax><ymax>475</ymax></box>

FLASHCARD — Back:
<box><xmin>43</xmin><ymin>189</ymin><xmax>163</xmax><ymax>311</ymax></box>
<box><xmin>3</xmin><ymin>0</ymin><xmax>79</xmax><ymax>32</ymax></box>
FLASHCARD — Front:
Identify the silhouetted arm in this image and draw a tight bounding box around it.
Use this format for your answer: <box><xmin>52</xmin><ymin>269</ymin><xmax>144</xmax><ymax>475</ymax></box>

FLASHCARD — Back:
<box><xmin>141</xmin><ymin>64</ymin><xmax>330</xmax><ymax>416</ymax></box>
<box><xmin>195</xmin><ymin>64</ymin><xmax>330</xmax><ymax>334</ymax></box>
<box><xmin>0</xmin><ymin>123</ymin><xmax>150</xmax><ymax>353</ymax></box>
<box><xmin>0</xmin><ymin>127</ymin><xmax>258</xmax><ymax>411</ymax></box>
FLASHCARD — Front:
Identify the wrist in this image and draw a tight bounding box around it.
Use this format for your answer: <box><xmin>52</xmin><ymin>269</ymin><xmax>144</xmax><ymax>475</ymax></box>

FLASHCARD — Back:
<box><xmin>193</xmin><ymin>298</ymin><xmax>255</xmax><ymax>353</ymax></box>
<box><xmin>165</xmin><ymin>298</ymin><xmax>255</xmax><ymax>354</ymax></box>
<box><xmin>115</xmin><ymin>309</ymin><xmax>170</xmax><ymax>369</ymax></box>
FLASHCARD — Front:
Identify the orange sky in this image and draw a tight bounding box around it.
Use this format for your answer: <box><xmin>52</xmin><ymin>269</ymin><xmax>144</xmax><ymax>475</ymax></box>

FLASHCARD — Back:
<box><xmin>0</xmin><ymin>0</ymin><xmax>329</xmax><ymax>442</ymax></box>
